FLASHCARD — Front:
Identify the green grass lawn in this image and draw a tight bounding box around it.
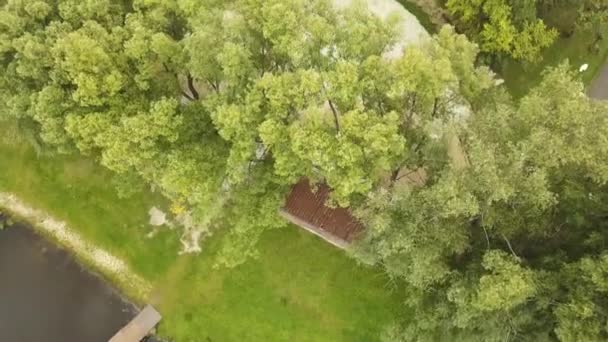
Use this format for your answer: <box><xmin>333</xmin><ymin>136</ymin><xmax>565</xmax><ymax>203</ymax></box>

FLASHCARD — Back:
<box><xmin>0</xmin><ymin>125</ymin><xmax>404</xmax><ymax>341</ymax></box>
<box><xmin>498</xmin><ymin>7</ymin><xmax>608</xmax><ymax>98</ymax></box>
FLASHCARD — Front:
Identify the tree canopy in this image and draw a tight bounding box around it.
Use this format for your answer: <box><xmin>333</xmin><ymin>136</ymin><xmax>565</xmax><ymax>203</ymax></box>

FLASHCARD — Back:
<box><xmin>358</xmin><ymin>63</ymin><xmax>608</xmax><ymax>341</ymax></box>
<box><xmin>0</xmin><ymin>0</ymin><xmax>487</xmax><ymax>262</ymax></box>
<box><xmin>446</xmin><ymin>0</ymin><xmax>558</xmax><ymax>61</ymax></box>
<box><xmin>2</xmin><ymin>0</ymin><xmax>608</xmax><ymax>341</ymax></box>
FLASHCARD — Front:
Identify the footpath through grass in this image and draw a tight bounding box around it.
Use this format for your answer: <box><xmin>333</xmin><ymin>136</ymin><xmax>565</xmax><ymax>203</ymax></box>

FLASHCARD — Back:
<box><xmin>0</xmin><ymin>125</ymin><xmax>403</xmax><ymax>341</ymax></box>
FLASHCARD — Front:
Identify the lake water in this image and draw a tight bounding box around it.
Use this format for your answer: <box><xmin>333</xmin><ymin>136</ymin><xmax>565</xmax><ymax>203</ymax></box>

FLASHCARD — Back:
<box><xmin>0</xmin><ymin>223</ymin><xmax>136</xmax><ymax>342</ymax></box>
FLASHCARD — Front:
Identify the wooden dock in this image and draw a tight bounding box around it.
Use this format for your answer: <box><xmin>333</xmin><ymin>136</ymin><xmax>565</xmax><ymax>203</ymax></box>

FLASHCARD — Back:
<box><xmin>109</xmin><ymin>305</ymin><xmax>161</xmax><ymax>342</ymax></box>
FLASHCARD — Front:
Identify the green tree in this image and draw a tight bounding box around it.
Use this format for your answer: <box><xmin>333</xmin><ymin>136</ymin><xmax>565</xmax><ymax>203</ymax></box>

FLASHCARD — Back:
<box><xmin>362</xmin><ymin>65</ymin><xmax>608</xmax><ymax>341</ymax></box>
<box><xmin>555</xmin><ymin>253</ymin><xmax>608</xmax><ymax>342</ymax></box>
<box><xmin>5</xmin><ymin>2</ymin><xmax>608</xmax><ymax>341</ymax></box>
<box><xmin>0</xmin><ymin>0</ymin><xmax>411</xmax><ymax>260</ymax></box>
<box><xmin>446</xmin><ymin>0</ymin><xmax>558</xmax><ymax>61</ymax></box>
<box><xmin>558</xmin><ymin>0</ymin><xmax>608</xmax><ymax>50</ymax></box>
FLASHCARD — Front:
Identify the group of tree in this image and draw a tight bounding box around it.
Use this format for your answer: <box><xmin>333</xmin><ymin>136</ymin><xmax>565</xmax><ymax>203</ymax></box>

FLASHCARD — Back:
<box><xmin>361</xmin><ymin>64</ymin><xmax>608</xmax><ymax>341</ymax></box>
<box><xmin>444</xmin><ymin>0</ymin><xmax>608</xmax><ymax>62</ymax></box>
<box><xmin>1</xmin><ymin>0</ymin><xmax>608</xmax><ymax>341</ymax></box>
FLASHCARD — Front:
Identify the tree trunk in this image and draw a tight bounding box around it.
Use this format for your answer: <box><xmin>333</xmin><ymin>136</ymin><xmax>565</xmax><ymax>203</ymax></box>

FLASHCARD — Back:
<box><xmin>187</xmin><ymin>73</ymin><xmax>199</xmax><ymax>100</ymax></box>
<box><xmin>328</xmin><ymin>99</ymin><xmax>341</xmax><ymax>132</ymax></box>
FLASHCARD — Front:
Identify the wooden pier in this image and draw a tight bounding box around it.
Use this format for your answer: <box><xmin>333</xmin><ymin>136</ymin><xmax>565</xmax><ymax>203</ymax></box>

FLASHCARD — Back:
<box><xmin>109</xmin><ymin>305</ymin><xmax>161</xmax><ymax>342</ymax></box>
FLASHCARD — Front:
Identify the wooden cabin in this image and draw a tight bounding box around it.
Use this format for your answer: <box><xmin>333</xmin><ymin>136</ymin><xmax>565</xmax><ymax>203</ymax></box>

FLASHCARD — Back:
<box><xmin>280</xmin><ymin>178</ymin><xmax>363</xmax><ymax>249</ymax></box>
<box><xmin>279</xmin><ymin>132</ymin><xmax>466</xmax><ymax>249</ymax></box>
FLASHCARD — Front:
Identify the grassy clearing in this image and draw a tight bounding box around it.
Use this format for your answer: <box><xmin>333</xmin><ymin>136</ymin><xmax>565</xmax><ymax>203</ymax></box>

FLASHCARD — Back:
<box><xmin>498</xmin><ymin>6</ymin><xmax>608</xmax><ymax>98</ymax></box>
<box><xmin>0</xmin><ymin>129</ymin><xmax>178</xmax><ymax>282</ymax></box>
<box><xmin>0</xmin><ymin>124</ymin><xmax>403</xmax><ymax>341</ymax></box>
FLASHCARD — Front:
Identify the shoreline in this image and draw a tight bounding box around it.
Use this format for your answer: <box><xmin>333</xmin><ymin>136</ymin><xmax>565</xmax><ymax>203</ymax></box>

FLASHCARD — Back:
<box><xmin>0</xmin><ymin>192</ymin><xmax>151</xmax><ymax>303</ymax></box>
<box><xmin>0</xmin><ymin>223</ymin><xmax>138</xmax><ymax>341</ymax></box>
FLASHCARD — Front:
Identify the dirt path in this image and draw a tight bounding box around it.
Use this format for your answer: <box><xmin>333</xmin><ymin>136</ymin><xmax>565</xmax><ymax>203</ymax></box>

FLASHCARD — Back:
<box><xmin>0</xmin><ymin>224</ymin><xmax>135</xmax><ymax>342</ymax></box>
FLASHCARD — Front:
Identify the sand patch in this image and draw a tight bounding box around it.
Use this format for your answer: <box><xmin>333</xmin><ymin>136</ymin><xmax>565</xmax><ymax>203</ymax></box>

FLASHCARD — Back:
<box><xmin>148</xmin><ymin>207</ymin><xmax>167</xmax><ymax>226</ymax></box>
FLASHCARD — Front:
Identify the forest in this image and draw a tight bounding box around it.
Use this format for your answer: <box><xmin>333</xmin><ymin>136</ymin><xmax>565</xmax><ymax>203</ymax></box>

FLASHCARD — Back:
<box><xmin>2</xmin><ymin>0</ymin><xmax>608</xmax><ymax>341</ymax></box>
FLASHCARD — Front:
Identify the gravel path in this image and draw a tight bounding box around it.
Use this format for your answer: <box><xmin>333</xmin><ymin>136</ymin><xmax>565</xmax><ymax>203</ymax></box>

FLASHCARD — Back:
<box><xmin>588</xmin><ymin>64</ymin><xmax>608</xmax><ymax>99</ymax></box>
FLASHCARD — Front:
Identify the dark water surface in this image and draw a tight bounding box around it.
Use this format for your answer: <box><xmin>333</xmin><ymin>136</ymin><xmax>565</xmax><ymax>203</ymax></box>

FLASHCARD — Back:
<box><xmin>0</xmin><ymin>224</ymin><xmax>136</xmax><ymax>342</ymax></box>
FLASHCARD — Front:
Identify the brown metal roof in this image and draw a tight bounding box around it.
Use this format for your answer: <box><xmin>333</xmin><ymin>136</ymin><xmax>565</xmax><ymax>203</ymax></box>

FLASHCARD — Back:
<box><xmin>281</xmin><ymin>178</ymin><xmax>364</xmax><ymax>248</ymax></box>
